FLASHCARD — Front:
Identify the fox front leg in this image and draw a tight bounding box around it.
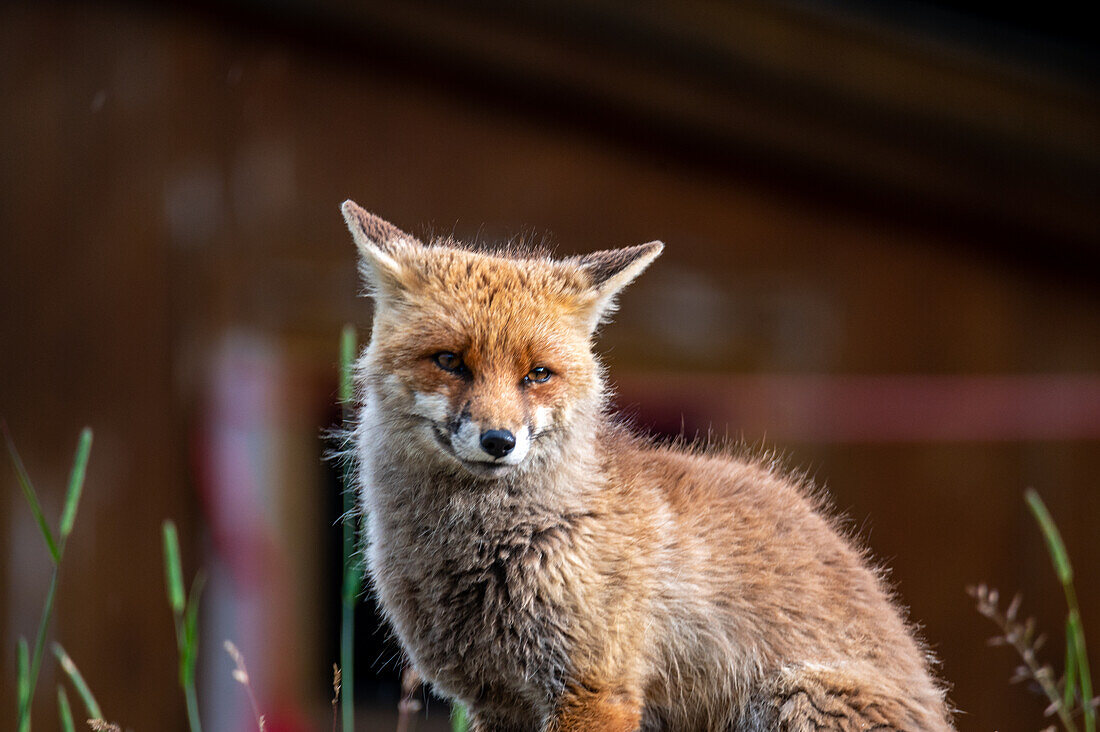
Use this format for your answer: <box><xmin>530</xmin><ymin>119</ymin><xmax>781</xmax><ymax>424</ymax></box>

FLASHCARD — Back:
<box><xmin>547</xmin><ymin>682</ymin><xmax>643</xmax><ymax>732</ymax></box>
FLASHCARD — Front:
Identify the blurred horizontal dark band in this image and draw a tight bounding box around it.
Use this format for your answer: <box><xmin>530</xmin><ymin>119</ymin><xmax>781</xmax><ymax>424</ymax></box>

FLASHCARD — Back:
<box><xmin>618</xmin><ymin>373</ymin><xmax>1100</xmax><ymax>442</ymax></box>
<box><xmin>115</xmin><ymin>0</ymin><xmax>1098</xmax><ymax>280</ymax></box>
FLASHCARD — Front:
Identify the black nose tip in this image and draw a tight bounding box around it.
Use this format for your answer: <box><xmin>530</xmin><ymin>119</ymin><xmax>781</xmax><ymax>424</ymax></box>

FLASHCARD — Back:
<box><xmin>480</xmin><ymin>429</ymin><xmax>516</xmax><ymax>458</ymax></box>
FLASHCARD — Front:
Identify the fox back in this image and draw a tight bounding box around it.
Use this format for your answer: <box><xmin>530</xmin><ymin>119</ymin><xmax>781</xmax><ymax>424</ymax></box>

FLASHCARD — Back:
<box><xmin>343</xmin><ymin>201</ymin><xmax>954</xmax><ymax>731</ymax></box>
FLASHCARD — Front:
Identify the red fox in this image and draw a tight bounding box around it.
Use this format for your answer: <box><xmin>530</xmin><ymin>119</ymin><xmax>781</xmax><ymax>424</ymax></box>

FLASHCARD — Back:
<box><xmin>342</xmin><ymin>200</ymin><xmax>954</xmax><ymax>731</ymax></box>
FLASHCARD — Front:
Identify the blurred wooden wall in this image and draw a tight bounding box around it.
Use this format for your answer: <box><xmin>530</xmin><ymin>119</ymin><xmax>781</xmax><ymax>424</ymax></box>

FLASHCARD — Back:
<box><xmin>2</xmin><ymin>2</ymin><xmax>1098</xmax><ymax>730</ymax></box>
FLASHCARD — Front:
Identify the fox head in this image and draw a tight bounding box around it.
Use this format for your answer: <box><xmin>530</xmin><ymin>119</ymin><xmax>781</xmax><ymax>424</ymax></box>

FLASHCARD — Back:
<box><xmin>343</xmin><ymin>200</ymin><xmax>661</xmax><ymax>480</ymax></box>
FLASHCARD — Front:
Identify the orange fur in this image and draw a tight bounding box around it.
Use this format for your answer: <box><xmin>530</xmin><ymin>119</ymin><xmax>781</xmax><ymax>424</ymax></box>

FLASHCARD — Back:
<box><xmin>550</xmin><ymin>684</ymin><xmax>643</xmax><ymax>732</ymax></box>
<box><xmin>342</xmin><ymin>201</ymin><xmax>954</xmax><ymax>731</ymax></box>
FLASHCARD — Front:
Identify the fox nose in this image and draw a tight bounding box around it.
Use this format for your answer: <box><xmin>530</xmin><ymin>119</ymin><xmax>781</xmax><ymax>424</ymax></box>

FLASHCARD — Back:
<box><xmin>479</xmin><ymin>429</ymin><xmax>516</xmax><ymax>458</ymax></box>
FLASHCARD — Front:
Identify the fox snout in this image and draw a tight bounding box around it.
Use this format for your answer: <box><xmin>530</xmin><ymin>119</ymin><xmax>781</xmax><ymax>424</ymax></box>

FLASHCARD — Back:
<box><xmin>479</xmin><ymin>429</ymin><xmax>516</xmax><ymax>458</ymax></box>
<box><xmin>448</xmin><ymin>413</ymin><xmax>532</xmax><ymax>472</ymax></box>
<box><xmin>411</xmin><ymin>389</ymin><xmax>536</xmax><ymax>474</ymax></box>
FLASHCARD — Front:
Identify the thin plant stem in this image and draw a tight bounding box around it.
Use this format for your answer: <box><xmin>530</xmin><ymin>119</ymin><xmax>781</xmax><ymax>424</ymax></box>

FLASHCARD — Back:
<box><xmin>1068</xmin><ymin>604</ymin><xmax>1095</xmax><ymax>731</ymax></box>
<box><xmin>970</xmin><ymin>584</ymin><xmax>1077</xmax><ymax>731</ymax></box>
<box><xmin>53</xmin><ymin>643</ymin><xmax>103</xmax><ymax>719</ymax></box>
<box><xmin>339</xmin><ymin>325</ymin><xmax>359</xmax><ymax>732</ymax></box>
<box><xmin>184</xmin><ymin>681</ymin><xmax>202</xmax><ymax>732</ymax></box>
<box><xmin>1063</xmin><ymin>582</ymin><xmax>1094</xmax><ymax>732</ymax></box>
<box><xmin>22</xmin><ymin>566</ymin><xmax>59</xmax><ymax>728</ymax></box>
<box><xmin>16</xmin><ymin>638</ymin><xmax>30</xmax><ymax>732</ymax></box>
<box><xmin>163</xmin><ymin>520</ymin><xmax>202</xmax><ymax>732</ymax></box>
<box><xmin>57</xmin><ymin>685</ymin><xmax>76</xmax><ymax>732</ymax></box>
<box><xmin>172</xmin><ymin>609</ymin><xmax>202</xmax><ymax>732</ymax></box>
<box><xmin>331</xmin><ymin>664</ymin><xmax>341</xmax><ymax>732</ymax></box>
<box><xmin>224</xmin><ymin>640</ymin><xmax>265</xmax><ymax>732</ymax></box>
<box><xmin>8</xmin><ymin>426</ymin><xmax>93</xmax><ymax>731</ymax></box>
<box><xmin>340</xmin><ymin>606</ymin><xmax>354</xmax><ymax>732</ymax></box>
<box><xmin>3</xmin><ymin>421</ymin><xmax>60</xmax><ymax>563</ymax></box>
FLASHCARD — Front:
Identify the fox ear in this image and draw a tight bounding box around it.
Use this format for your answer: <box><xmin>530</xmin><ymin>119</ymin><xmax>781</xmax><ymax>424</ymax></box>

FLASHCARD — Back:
<box><xmin>341</xmin><ymin>199</ymin><xmax>421</xmax><ymax>298</ymax></box>
<box><xmin>575</xmin><ymin>241</ymin><xmax>663</xmax><ymax>330</ymax></box>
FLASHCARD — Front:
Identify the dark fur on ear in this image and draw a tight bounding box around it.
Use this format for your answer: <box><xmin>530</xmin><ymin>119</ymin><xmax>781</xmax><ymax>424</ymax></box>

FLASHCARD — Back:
<box><xmin>573</xmin><ymin>241</ymin><xmax>663</xmax><ymax>330</ymax></box>
<box><xmin>577</xmin><ymin>242</ymin><xmax>663</xmax><ymax>289</ymax></box>
<box><xmin>342</xmin><ymin>200</ymin><xmax>420</xmax><ymax>252</ymax></box>
<box><xmin>341</xmin><ymin>200</ymin><xmax>422</xmax><ymax>299</ymax></box>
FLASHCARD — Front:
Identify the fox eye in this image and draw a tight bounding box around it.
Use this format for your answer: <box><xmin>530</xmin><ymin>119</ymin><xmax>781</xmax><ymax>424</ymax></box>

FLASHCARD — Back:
<box><xmin>432</xmin><ymin>352</ymin><xmax>466</xmax><ymax>374</ymax></box>
<box><xmin>524</xmin><ymin>366</ymin><xmax>552</xmax><ymax>385</ymax></box>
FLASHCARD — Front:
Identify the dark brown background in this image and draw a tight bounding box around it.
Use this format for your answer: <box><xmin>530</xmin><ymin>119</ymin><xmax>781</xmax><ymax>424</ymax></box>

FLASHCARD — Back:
<box><xmin>2</xmin><ymin>1</ymin><xmax>1098</xmax><ymax>730</ymax></box>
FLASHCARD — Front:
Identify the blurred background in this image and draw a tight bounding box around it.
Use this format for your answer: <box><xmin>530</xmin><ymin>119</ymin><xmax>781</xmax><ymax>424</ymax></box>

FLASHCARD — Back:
<box><xmin>2</xmin><ymin>1</ymin><xmax>1098</xmax><ymax>730</ymax></box>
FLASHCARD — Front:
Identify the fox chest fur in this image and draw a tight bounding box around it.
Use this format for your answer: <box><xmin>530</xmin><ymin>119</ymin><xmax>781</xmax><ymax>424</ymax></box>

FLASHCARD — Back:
<box><xmin>364</xmin><ymin>465</ymin><xmax>594</xmax><ymax>714</ymax></box>
<box><xmin>343</xmin><ymin>201</ymin><xmax>955</xmax><ymax>731</ymax></box>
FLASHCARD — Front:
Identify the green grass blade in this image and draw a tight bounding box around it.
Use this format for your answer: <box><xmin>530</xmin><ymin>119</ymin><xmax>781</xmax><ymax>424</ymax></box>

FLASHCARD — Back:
<box><xmin>1069</xmin><ymin>609</ymin><xmax>1095</xmax><ymax>732</ymax></box>
<box><xmin>52</xmin><ymin>643</ymin><xmax>103</xmax><ymax>720</ymax></box>
<box><xmin>3</xmin><ymin>422</ymin><xmax>60</xmax><ymax>564</ymax></box>
<box><xmin>162</xmin><ymin>520</ymin><xmax>186</xmax><ymax>614</ymax></box>
<box><xmin>163</xmin><ymin>519</ymin><xmax>203</xmax><ymax>732</ymax></box>
<box><xmin>450</xmin><ymin>702</ymin><xmax>468</xmax><ymax>732</ymax></box>
<box><xmin>1066</xmin><ymin>615</ymin><xmax>1080</xmax><ymax>710</ymax></box>
<box><xmin>339</xmin><ymin>326</ymin><xmax>362</xmax><ymax>602</ymax></box>
<box><xmin>339</xmin><ymin>325</ymin><xmax>357</xmax><ymax>409</ymax></box>
<box><xmin>178</xmin><ymin>633</ymin><xmax>191</xmax><ymax>688</ymax></box>
<box><xmin>339</xmin><ymin>603</ymin><xmax>354</xmax><ymax>732</ymax></box>
<box><xmin>59</xmin><ymin>428</ymin><xmax>92</xmax><ymax>540</ymax></box>
<box><xmin>17</xmin><ymin>636</ymin><xmax>30</xmax><ymax>703</ymax></box>
<box><xmin>17</xmin><ymin>637</ymin><xmax>30</xmax><ymax>732</ymax></box>
<box><xmin>339</xmin><ymin>326</ymin><xmax>360</xmax><ymax>732</ymax></box>
<box><xmin>342</xmin><ymin>566</ymin><xmax>362</xmax><ymax>604</ymax></box>
<box><xmin>184</xmin><ymin>683</ymin><xmax>203</xmax><ymax>732</ymax></box>
<box><xmin>26</xmin><ymin>570</ymin><xmax>60</xmax><ymax>727</ymax></box>
<box><xmin>1026</xmin><ymin>489</ymin><xmax>1093</xmax><ymax>731</ymax></box>
<box><xmin>182</xmin><ymin>574</ymin><xmax>205</xmax><ymax>687</ymax></box>
<box><xmin>57</xmin><ymin>685</ymin><xmax>76</xmax><ymax>732</ymax></box>
<box><xmin>1025</xmin><ymin>488</ymin><xmax>1073</xmax><ymax>585</ymax></box>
